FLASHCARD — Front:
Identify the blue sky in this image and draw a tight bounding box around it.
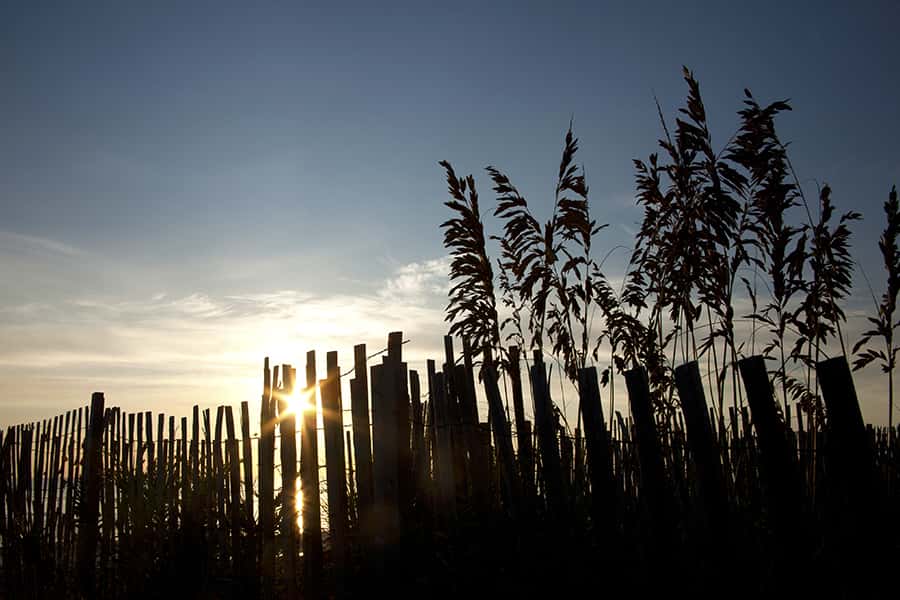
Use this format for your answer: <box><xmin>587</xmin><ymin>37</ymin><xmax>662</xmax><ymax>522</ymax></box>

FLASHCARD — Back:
<box><xmin>1</xmin><ymin>1</ymin><xmax>898</xmax><ymax>427</ymax></box>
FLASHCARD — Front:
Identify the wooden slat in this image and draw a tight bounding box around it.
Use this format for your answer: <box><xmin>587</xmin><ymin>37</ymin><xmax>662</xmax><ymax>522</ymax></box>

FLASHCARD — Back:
<box><xmin>322</xmin><ymin>351</ymin><xmax>348</xmax><ymax>570</ymax></box>
<box><xmin>33</xmin><ymin>420</ymin><xmax>45</xmax><ymax>535</ymax></box>
<box><xmin>145</xmin><ymin>410</ymin><xmax>153</xmax><ymax>473</ymax></box>
<box><xmin>239</xmin><ymin>400</ymin><xmax>255</xmax><ymax>587</ymax></box>
<box><xmin>350</xmin><ymin>343</ymin><xmax>374</xmax><ymax>526</ymax></box>
<box><xmin>674</xmin><ymin>362</ymin><xmax>728</xmax><ymax>538</ymax></box>
<box><xmin>531</xmin><ymin>356</ymin><xmax>563</xmax><ymax>514</ymax></box>
<box><xmin>481</xmin><ymin>350</ymin><xmax>521</xmax><ymax>515</ymax></box>
<box><xmin>240</xmin><ymin>401</ymin><xmax>254</xmax><ymax>524</ymax></box>
<box><xmin>279</xmin><ymin>364</ymin><xmax>299</xmax><ymax>599</ymax></box>
<box><xmin>157</xmin><ymin>413</ymin><xmax>165</xmax><ymax>477</ymax></box>
<box><xmin>301</xmin><ymin>350</ymin><xmax>322</xmax><ymax>595</ymax></box>
<box><xmin>507</xmin><ymin>346</ymin><xmax>535</xmax><ymax>500</ymax></box>
<box><xmin>77</xmin><ymin>392</ymin><xmax>105</xmax><ymax>597</ymax></box>
<box><xmin>738</xmin><ymin>356</ymin><xmax>804</xmax><ymax>545</ymax></box>
<box><xmin>371</xmin><ymin>360</ymin><xmax>400</xmax><ymax>543</ymax></box>
<box><xmin>259</xmin><ymin>358</ymin><xmax>276</xmax><ymax>600</ymax></box>
<box><xmin>816</xmin><ymin>355</ymin><xmax>881</xmax><ymax>595</ymax></box>
<box><xmin>624</xmin><ymin>367</ymin><xmax>674</xmax><ymax>554</ymax></box>
<box><xmin>214</xmin><ymin>406</ymin><xmax>225</xmax><ymax>524</ymax></box>
<box><xmin>225</xmin><ymin>405</ymin><xmax>241</xmax><ymax>576</ymax></box>
<box><xmin>429</xmin><ymin>365</ymin><xmax>456</xmax><ymax>520</ymax></box>
<box><xmin>578</xmin><ymin>367</ymin><xmax>616</xmax><ymax>536</ymax></box>
<box><xmin>409</xmin><ymin>370</ymin><xmax>429</xmax><ymax>506</ymax></box>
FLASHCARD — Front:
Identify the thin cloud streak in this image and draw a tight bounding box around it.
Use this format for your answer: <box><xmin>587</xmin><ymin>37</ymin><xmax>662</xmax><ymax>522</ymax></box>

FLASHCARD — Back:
<box><xmin>0</xmin><ymin>231</ymin><xmax>83</xmax><ymax>257</ymax></box>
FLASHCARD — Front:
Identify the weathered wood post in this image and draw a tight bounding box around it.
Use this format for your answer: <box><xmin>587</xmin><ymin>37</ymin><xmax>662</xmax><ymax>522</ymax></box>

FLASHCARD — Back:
<box><xmin>213</xmin><ymin>407</ymin><xmax>225</xmax><ymax>524</ymax></box>
<box><xmin>429</xmin><ymin>362</ymin><xmax>456</xmax><ymax>520</ymax></box>
<box><xmin>531</xmin><ymin>352</ymin><xmax>563</xmax><ymax>515</ymax></box>
<box><xmin>454</xmin><ymin>362</ymin><xmax>489</xmax><ymax>511</ymax></box>
<box><xmin>442</xmin><ymin>336</ymin><xmax>469</xmax><ymax>503</ymax></box>
<box><xmin>389</xmin><ymin>333</ymin><xmax>414</xmax><ymax>524</ymax></box>
<box><xmin>350</xmin><ymin>344</ymin><xmax>374</xmax><ymax>532</ymax></box>
<box><xmin>258</xmin><ymin>358</ymin><xmax>276</xmax><ymax>600</ymax></box>
<box><xmin>816</xmin><ymin>356</ymin><xmax>882</xmax><ymax>595</ymax></box>
<box><xmin>817</xmin><ymin>356</ymin><xmax>876</xmax><ymax>502</ymax></box>
<box><xmin>322</xmin><ymin>351</ymin><xmax>349</xmax><ymax>570</ymax></box>
<box><xmin>225</xmin><ymin>406</ymin><xmax>242</xmax><ymax>579</ymax></box>
<box><xmin>507</xmin><ymin>346</ymin><xmax>535</xmax><ymax>502</ymax></box>
<box><xmin>409</xmin><ymin>370</ymin><xmax>429</xmax><ymax>507</ymax></box>
<box><xmin>674</xmin><ymin>362</ymin><xmax>728</xmax><ymax>538</ymax></box>
<box><xmin>459</xmin><ymin>338</ymin><xmax>487</xmax><ymax>508</ymax></box>
<box><xmin>239</xmin><ymin>400</ymin><xmax>254</xmax><ymax>565</ymax></box>
<box><xmin>371</xmin><ymin>359</ymin><xmax>400</xmax><ymax>545</ymax></box>
<box><xmin>738</xmin><ymin>354</ymin><xmax>806</xmax><ymax>586</ymax></box>
<box><xmin>482</xmin><ymin>349</ymin><xmax>521</xmax><ymax>515</ymax></box>
<box><xmin>624</xmin><ymin>367</ymin><xmax>674</xmax><ymax>557</ymax></box>
<box><xmin>578</xmin><ymin>367</ymin><xmax>616</xmax><ymax>536</ymax></box>
<box><xmin>77</xmin><ymin>392</ymin><xmax>104</xmax><ymax>597</ymax></box>
<box><xmin>278</xmin><ymin>365</ymin><xmax>299</xmax><ymax>598</ymax></box>
<box><xmin>301</xmin><ymin>350</ymin><xmax>323</xmax><ymax>594</ymax></box>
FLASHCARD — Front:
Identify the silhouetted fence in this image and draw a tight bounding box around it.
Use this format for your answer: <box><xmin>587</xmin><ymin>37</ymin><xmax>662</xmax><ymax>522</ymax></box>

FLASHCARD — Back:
<box><xmin>1</xmin><ymin>332</ymin><xmax>897</xmax><ymax>597</ymax></box>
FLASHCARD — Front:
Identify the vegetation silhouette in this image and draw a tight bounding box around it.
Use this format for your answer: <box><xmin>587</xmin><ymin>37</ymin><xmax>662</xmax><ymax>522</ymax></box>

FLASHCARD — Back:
<box><xmin>0</xmin><ymin>68</ymin><xmax>897</xmax><ymax>598</ymax></box>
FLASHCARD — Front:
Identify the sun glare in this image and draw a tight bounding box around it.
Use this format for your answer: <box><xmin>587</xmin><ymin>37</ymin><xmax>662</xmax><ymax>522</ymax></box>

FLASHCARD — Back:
<box><xmin>284</xmin><ymin>388</ymin><xmax>314</xmax><ymax>416</ymax></box>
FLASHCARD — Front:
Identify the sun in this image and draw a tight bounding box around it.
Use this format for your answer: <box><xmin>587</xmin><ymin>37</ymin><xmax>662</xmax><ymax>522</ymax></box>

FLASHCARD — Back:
<box><xmin>284</xmin><ymin>387</ymin><xmax>315</xmax><ymax>416</ymax></box>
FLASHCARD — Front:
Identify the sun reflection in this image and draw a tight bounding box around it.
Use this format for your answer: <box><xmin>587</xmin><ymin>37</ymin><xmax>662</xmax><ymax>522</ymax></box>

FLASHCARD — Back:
<box><xmin>295</xmin><ymin>479</ymin><xmax>303</xmax><ymax>532</ymax></box>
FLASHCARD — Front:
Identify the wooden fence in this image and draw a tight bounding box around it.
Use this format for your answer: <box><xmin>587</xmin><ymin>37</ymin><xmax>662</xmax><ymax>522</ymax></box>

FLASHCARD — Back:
<box><xmin>0</xmin><ymin>332</ymin><xmax>897</xmax><ymax>598</ymax></box>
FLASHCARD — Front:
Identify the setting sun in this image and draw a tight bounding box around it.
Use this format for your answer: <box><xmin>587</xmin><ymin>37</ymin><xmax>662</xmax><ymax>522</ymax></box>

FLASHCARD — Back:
<box><xmin>282</xmin><ymin>387</ymin><xmax>315</xmax><ymax>416</ymax></box>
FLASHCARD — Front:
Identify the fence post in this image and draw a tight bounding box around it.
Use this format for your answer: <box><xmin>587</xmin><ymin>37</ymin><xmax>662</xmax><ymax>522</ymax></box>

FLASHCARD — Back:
<box><xmin>224</xmin><ymin>406</ymin><xmax>242</xmax><ymax>579</ymax></box>
<box><xmin>370</xmin><ymin>359</ymin><xmax>400</xmax><ymax>545</ymax></box>
<box><xmin>279</xmin><ymin>365</ymin><xmax>299</xmax><ymax>598</ymax></box>
<box><xmin>301</xmin><ymin>350</ymin><xmax>323</xmax><ymax>595</ymax></box>
<box><xmin>507</xmin><ymin>346</ymin><xmax>535</xmax><ymax>503</ymax></box>
<box><xmin>738</xmin><ymin>354</ymin><xmax>806</xmax><ymax>588</ymax></box>
<box><xmin>816</xmin><ymin>356</ymin><xmax>882</xmax><ymax>595</ymax></box>
<box><xmin>530</xmin><ymin>355</ymin><xmax>563</xmax><ymax>515</ymax></box>
<box><xmin>213</xmin><ymin>406</ymin><xmax>225</xmax><ymax>525</ymax></box>
<box><xmin>442</xmin><ymin>336</ymin><xmax>469</xmax><ymax>504</ymax></box>
<box><xmin>674</xmin><ymin>362</ymin><xmax>728</xmax><ymax>538</ymax></box>
<box><xmin>409</xmin><ymin>370</ymin><xmax>429</xmax><ymax>507</ymax></box>
<box><xmin>624</xmin><ymin>367</ymin><xmax>674</xmax><ymax>557</ymax></box>
<box><xmin>77</xmin><ymin>392</ymin><xmax>104</xmax><ymax>597</ymax></box>
<box><xmin>482</xmin><ymin>350</ymin><xmax>520</xmax><ymax>515</ymax></box>
<box><xmin>350</xmin><ymin>344</ymin><xmax>374</xmax><ymax>530</ymax></box>
<box><xmin>429</xmin><ymin>362</ymin><xmax>456</xmax><ymax>520</ymax></box>
<box><xmin>258</xmin><ymin>358</ymin><xmax>276</xmax><ymax>600</ymax></box>
<box><xmin>577</xmin><ymin>367</ymin><xmax>616</xmax><ymax>537</ymax></box>
<box><xmin>322</xmin><ymin>351</ymin><xmax>348</xmax><ymax>571</ymax></box>
<box><xmin>817</xmin><ymin>356</ymin><xmax>875</xmax><ymax>500</ymax></box>
<box><xmin>455</xmin><ymin>362</ymin><xmax>489</xmax><ymax>512</ymax></box>
<box><xmin>239</xmin><ymin>401</ymin><xmax>254</xmax><ymax>524</ymax></box>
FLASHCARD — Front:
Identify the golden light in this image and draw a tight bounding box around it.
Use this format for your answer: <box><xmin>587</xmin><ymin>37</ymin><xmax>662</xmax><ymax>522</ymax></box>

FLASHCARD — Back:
<box><xmin>284</xmin><ymin>387</ymin><xmax>316</xmax><ymax>416</ymax></box>
<box><xmin>295</xmin><ymin>480</ymin><xmax>304</xmax><ymax>532</ymax></box>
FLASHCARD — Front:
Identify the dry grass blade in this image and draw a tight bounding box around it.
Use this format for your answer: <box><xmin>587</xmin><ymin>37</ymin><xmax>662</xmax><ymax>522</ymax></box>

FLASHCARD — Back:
<box><xmin>438</xmin><ymin>160</ymin><xmax>500</xmax><ymax>360</ymax></box>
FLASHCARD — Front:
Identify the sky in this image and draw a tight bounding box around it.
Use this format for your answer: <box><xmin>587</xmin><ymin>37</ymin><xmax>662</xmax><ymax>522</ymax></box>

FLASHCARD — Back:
<box><xmin>1</xmin><ymin>1</ymin><xmax>898</xmax><ymax>429</ymax></box>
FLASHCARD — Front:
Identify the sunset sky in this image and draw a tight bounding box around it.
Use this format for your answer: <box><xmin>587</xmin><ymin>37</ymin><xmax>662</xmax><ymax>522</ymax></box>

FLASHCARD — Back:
<box><xmin>2</xmin><ymin>1</ymin><xmax>898</xmax><ymax>428</ymax></box>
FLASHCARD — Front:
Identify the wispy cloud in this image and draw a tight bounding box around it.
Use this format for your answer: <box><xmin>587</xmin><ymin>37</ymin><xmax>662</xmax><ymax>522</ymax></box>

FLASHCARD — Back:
<box><xmin>378</xmin><ymin>257</ymin><xmax>450</xmax><ymax>302</ymax></box>
<box><xmin>0</xmin><ymin>242</ymin><xmax>894</xmax><ymax>429</ymax></box>
<box><xmin>0</xmin><ymin>231</ymin><xmax>83</xmax><ymax>257</ymax></box>
<box><xmin>0</xmin><ymin>256</ymin><xmax>453</xmax><ymax>424</ymax></box>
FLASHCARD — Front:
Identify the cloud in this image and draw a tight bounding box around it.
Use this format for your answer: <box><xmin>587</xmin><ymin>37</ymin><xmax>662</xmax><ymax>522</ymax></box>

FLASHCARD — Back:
<box><xmin>378</xmin><ymin>256</ymin><xmax>450</xmax><ymax>302</ymax></box>
<box><xmin>0</xmin><ymin>231</ymin><xmax>82</xmax><ymax>257</ymax></box>
<box><xmin>0</xmin><ymin>256</ymin><xmax>453</xmax><ymax>424</ymax></box>
<box><xmin>0</xmin><ymin>243</ymin><xmax>895</xmax><ymax>430</ymax></box>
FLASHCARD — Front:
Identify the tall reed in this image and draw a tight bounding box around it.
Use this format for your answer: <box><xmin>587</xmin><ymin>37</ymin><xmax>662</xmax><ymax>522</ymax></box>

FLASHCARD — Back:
<box><xmin>854</xmin><ymin>185</ymin><xmax>900</xmax><ymax>442</ymax></box>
